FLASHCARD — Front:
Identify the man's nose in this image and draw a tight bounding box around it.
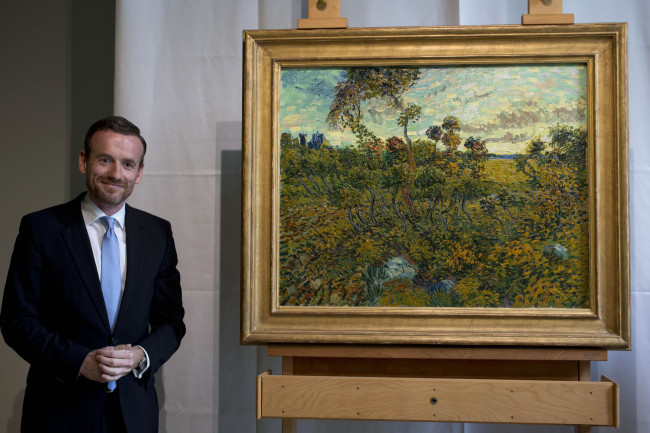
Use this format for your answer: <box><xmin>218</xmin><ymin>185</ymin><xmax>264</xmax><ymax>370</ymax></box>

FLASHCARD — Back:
<box><xmin>107</xmin><ymin>163</ymin><xmax>121</xmax><ymax>178</ymax></box>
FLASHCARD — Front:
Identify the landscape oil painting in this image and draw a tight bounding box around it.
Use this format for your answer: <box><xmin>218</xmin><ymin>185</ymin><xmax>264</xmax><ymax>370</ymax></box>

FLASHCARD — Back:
<box><xmin>279</xmin><ymin>64</ymin><xmax>589</xmax><ymax>309</ymax></box>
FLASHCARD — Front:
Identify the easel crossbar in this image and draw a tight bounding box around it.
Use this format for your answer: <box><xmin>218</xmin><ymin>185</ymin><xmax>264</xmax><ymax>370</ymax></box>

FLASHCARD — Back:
<box><xmin>258</xmin><ymin>374</ymin><xmax>617</xmax><ymax>426</ymax></box>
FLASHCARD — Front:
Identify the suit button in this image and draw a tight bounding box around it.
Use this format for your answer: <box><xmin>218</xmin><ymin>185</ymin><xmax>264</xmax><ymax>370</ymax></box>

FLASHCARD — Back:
<box><xmin>111</xmin><ymin>338</ymin><xmax>118</xmax><ymax>345</ymax></box>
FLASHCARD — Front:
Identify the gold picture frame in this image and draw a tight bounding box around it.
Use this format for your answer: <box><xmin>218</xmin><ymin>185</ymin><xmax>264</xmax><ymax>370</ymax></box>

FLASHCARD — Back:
<box><xmin>241</xmin><ymin>24</ymin><xmax>630</xmax><ymax>348</ymax></box>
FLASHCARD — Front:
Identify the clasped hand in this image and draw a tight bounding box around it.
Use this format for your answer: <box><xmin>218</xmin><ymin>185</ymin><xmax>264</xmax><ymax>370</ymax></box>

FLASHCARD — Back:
<box><xmin>79</xmin><ymin>344</ymin><xmax>143</xmax><ymax>383</ymax></box>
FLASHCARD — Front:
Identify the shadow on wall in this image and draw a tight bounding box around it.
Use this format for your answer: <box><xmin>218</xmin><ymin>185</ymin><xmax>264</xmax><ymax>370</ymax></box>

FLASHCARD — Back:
<box><xmin>218</xmin><ymin>140</ymin><xmax>260</xmax><ymax>431</ymax></box>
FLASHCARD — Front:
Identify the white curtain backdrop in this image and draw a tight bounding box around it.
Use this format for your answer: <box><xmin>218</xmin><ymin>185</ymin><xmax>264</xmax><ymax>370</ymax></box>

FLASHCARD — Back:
<box><xmin>114</xmin><ymin>1</ymin><xmax>649</xmax><ymax>432</ymax></box>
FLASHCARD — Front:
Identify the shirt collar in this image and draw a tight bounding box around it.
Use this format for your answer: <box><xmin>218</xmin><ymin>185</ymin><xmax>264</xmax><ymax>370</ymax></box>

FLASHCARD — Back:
<box><xmin>81</xmin><ymin>193</ymin><xmax>126</xmax><ymax>230</ymax></box>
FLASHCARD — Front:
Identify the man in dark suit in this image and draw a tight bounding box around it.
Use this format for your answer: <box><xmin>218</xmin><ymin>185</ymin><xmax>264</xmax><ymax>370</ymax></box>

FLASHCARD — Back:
<box><xmin>1</xmin><ymin>116</ymin><xmax>186</xmax><ymax>432</ymax></box>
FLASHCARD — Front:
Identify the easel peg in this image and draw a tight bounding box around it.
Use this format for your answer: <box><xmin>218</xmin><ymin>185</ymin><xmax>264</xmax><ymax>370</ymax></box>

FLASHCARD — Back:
<box><xmin>522</xmin><ymin>0</ymin><xmax>574</xmax><ymax>25</ymax></box>
<box><xmin>298</xmin><ymin>0</ymin><xmax>348</xmax><ymax>29</ymax></box>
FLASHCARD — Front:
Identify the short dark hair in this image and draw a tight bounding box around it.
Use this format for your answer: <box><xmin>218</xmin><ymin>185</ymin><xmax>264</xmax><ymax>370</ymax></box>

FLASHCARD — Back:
<box><xmin>84</xmin><ymin>116</ymin><xmax>147</xmax><ymax>167</ymax></box>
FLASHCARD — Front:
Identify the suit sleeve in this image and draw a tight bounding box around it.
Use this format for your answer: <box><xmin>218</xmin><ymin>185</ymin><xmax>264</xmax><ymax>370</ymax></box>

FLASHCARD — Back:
<box><xmin>0</xmin><ymin>216</ymin><xmax>91</xmax><ymax>387</ymax></box>
<box><xmin>134</xmin><ymin>221</ymin><xmax>185</xmax><ymax>374</ymax></box>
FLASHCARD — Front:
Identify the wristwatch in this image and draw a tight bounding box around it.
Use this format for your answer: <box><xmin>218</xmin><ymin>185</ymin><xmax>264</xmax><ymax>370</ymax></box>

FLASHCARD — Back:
<box><xmin>138</xmin><ymin>353</ymin><xmax>147</xmax><ymax>371</ymax></box>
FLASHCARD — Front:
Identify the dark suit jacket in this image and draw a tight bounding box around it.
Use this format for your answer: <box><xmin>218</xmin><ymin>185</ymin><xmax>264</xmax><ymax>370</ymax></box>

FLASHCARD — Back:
<box><xmin>1</xmin><ymin>193</ymin><xmax>185</xmax><ymax>433</ymax></box>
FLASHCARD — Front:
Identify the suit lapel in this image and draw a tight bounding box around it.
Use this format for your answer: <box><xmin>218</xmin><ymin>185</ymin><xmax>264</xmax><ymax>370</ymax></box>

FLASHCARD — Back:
<box><xmin>60</xmin><ymin>195</ymin><xmax>112</xmax><ymax>332</ymax></box>
<box><xmin>114</xmin><ymin>204</ymin><xmax>145</xmax><ymax>331</ymax></box>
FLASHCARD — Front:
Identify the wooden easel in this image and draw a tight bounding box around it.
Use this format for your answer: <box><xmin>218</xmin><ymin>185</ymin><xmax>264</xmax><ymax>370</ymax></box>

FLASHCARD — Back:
<box><xmin>257</xmin><ymin>2</ymin><xmax>618</xmax><ymax>432</ymax></box>
<box><xmin>258</xmin><ymin>346</ymin><xmax>618</xmax><ymax>432</ymax></box>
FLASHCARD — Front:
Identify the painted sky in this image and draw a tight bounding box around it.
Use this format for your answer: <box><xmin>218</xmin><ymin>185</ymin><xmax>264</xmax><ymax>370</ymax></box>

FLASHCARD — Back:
<box><xmin>280</xmin><ymin>64</ymin><xmax>587</xmax><ymax>155</ymax></box>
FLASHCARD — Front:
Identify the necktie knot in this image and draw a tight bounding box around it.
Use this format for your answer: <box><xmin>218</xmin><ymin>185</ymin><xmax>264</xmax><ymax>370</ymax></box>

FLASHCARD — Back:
<box><xmin>100</xmin><ymin>216</ymin><xmax>115</xmax><ymax>238</ymax></box>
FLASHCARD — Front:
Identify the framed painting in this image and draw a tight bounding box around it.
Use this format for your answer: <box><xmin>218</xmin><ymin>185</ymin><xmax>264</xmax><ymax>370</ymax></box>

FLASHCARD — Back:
<box><xmin>241</xmin><ymin>24</ymin><xmax>630</xmax><ymax>348</ymax></box>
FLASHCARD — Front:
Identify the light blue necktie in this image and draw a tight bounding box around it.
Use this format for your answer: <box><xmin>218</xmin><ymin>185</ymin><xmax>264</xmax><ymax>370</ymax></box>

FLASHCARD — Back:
<box><xmin>100</xmin><ymin>216</ymin><xmax>121</xmax><ymax>391</ymax></box>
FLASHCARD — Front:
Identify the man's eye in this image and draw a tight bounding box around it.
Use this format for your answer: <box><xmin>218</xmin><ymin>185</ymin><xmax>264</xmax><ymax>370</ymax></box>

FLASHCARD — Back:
<box><xmin>124</xmin><ymin>162</ymin><xmax>135</xmax><ymax>169</ymax></box>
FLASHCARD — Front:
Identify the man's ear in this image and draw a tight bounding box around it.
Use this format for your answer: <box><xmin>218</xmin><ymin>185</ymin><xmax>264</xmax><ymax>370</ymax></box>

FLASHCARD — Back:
<box><xmin>78</xmin><ymin>151</ymin><xmax>88</xmax><ymax>174</ymax></box>
<box><xmin>135</xmin><ymin>163</ymin><xmax>144</xmax><ymax>184</ymax></box>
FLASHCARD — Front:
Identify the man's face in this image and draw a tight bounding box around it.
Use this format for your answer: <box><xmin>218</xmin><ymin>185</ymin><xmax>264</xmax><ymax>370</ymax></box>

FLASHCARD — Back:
<box><xmin>79</xmin><ymin>130</ymin><xmax>145</xmax><ymax>215</ymax></box>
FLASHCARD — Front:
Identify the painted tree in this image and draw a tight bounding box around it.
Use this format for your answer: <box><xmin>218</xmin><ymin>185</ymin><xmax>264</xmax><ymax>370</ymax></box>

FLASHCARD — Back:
<box><xmin>327</xmin><ymin>67</ymin><xmax>422</xmax><ymax>163</ymax></box>
<box><xmin>327</xmin><ymin>67</ymin><xmax>423</xmax><ymax>216</ymax></box>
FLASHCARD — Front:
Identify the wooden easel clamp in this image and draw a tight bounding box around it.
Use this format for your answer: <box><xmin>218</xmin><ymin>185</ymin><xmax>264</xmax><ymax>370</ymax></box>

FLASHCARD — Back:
<box><xmin>522</xmin><ymin>0</ymin><xmax>575</xmax><ymax>25</ymax></box>
<box><xmin>298</xmin><ymin>0</ymin><xmax>348</xmax><ymax>29</ymax></box>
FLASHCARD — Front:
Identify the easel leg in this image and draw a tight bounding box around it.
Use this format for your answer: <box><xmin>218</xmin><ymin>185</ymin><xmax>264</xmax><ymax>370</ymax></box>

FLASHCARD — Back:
<box><xmin>282</xmin><ymin>419</ymin><xmax>297</xmax><ymax>433</ymax></box>
<box><xmin>575</xmin><ymin>361</ymin><xmax>591</xmax><ymax>433</ymax></box>
<box><xmin>282</xmin><ymin>357</ymin><xmax>297</xmax><ymax>433</ymax></box>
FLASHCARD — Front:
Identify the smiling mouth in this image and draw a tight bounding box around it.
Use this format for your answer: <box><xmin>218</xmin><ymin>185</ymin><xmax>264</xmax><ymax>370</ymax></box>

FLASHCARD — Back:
<box><xmin>101</xmin><ymin>181</ymin><xmax>125</xmax><ymax>189</ymax></box>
